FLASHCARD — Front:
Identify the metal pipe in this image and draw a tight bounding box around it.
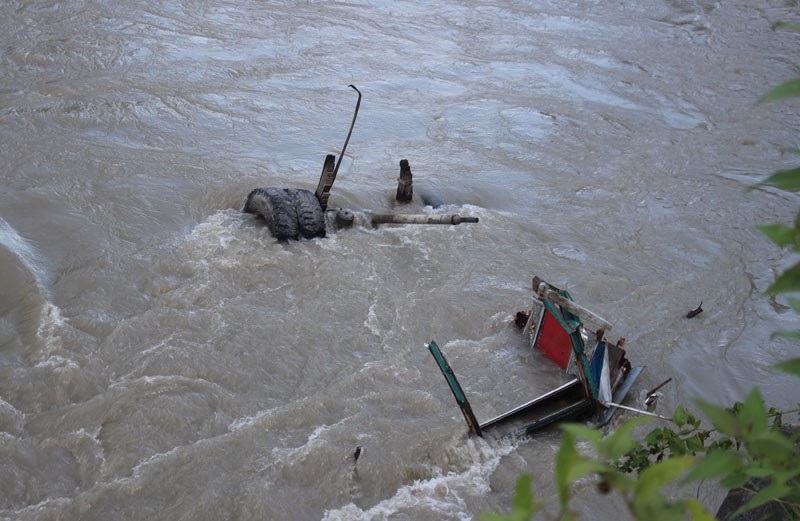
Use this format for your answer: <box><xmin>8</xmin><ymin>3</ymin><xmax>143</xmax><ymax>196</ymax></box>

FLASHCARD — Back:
<box><xmin>368</xmin><ymin>213</ymin><xmax>479</xmax><ymax>225</ymax></box>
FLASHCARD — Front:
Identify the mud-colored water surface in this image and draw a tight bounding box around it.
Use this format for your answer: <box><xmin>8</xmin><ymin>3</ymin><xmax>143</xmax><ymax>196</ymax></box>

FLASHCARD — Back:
<box><xmin>1</xmin><ymin>1</ymin><xmax>799</xmax><ymax>519</ymax></box>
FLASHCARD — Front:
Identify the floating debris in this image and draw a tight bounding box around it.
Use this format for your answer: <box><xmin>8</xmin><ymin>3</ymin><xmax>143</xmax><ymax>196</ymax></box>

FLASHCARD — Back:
<box><xmin>427</xmin><ymin>275</ymin><xmax>648</xmax><ymax>439</ymax></box>
<box><xmin>686</xmin><ymin>302</ymin><xmax>703</xmax><ymax>319</ymax></box>
<box><xmin>644</xmin><ymin>377</ymin><xmax>673</xmax><ymax>408</ymax></box>
<box><xmin>242</xmin><ymin>86</ymin><xmax>478</xmax><ymax>240</ymax></box>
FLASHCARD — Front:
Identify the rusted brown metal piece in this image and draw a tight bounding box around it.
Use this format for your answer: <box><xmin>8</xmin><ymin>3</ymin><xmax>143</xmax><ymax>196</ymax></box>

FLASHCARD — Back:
<box><xmin>314</xmin><ymin>154</ymin><xmax>337</xmax><ymax>211</ymax></box>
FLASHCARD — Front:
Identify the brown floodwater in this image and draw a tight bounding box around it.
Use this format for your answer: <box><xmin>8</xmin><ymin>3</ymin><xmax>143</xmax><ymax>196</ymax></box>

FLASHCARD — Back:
<box><xmin>1</xmin><ymin>1</ymin><xmax>799</xmax><ymax>519</ymax></box>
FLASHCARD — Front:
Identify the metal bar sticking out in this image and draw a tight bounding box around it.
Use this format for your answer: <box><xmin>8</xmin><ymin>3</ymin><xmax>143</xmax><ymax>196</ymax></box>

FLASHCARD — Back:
<box><xmin>314</xmin><ymin>154</ymin><xmax>337</xmax><ymax>210</ymax></box>
<box><xmin>427</xmin><ymin>341</ymin><xmax>482</xmax><ymax>437</ymax></box>
<box><xmin>599</xmin><ymin>400</ymin><xmax>672</xmax><ymax>421</ymax></box>
<box><xmin>332</xmin><ymin>85</ymin><xmax>361</xmax><ymax>178</ymax></box>
<box><xmin>369</xmin><ymin>213</ymin><xmax>479</xmax><ymax>225</ymax></box>
<box><xmin>314</xmin><ymin>85</ymin><xmax>362</xmax><ymax>210</ymax></box>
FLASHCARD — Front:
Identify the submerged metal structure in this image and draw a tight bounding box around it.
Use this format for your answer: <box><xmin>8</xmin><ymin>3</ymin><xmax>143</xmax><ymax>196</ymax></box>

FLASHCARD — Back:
<box><xmin>243</xmin><ymin>86</ymin><xmax>478</xmax><ymax>240</ymax></box>
<box><xmin>428</xmin><ymin>276</ymin><xmax>644</xmax><ymax>439</ymax></box>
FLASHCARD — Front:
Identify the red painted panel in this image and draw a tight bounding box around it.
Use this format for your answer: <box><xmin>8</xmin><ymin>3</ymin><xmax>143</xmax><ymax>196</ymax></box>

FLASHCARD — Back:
<box><xmin>536</xmin><ymin>310</ymin><xmax>572</xmax><ymax>370</ymax></box>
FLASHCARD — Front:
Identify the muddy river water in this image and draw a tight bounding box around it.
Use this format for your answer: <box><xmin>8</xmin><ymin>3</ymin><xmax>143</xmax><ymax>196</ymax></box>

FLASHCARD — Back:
<box><xmin>1</xmin><ymin>1</ymin><xmax>799</xmax><ymax>519</ymax></box>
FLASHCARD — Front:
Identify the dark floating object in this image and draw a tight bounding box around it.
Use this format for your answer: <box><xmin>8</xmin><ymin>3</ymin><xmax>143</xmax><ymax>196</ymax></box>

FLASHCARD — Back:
<box><xmin>243</xmin><ymin>86</ymin><xmax>478</xmax><ymax>240</ymax></box>
<box><xmin>396</xmin><ymin>159</ymin><xmax>413</xmax><ymax>203</ymax></box>
<box><xmin>686</xmin><ymin>302</ymin><xmax>703</xmax><ymax>319</ymax></box>
<box><xmin>644</xmin><ymin>377</ymin><xmax>673</xmax><ymax>408</ymax></box>
<box><xmin>353</xmin><ymin>445</ymin><xmax>363</xmax><ymax>464</ymax></box>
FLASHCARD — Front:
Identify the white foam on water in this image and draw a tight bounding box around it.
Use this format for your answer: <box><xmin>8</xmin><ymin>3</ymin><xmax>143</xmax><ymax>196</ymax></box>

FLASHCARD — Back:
<box><xmin>0</xmin><ymin>216</ymin><xmax>49</xmax><ymax>287</ymax></box>
<box><xmin>363</xmin><ymin>304</ymin><xmax>382</xmax><ymax>338</ymax></box>
<box><xmin>322</xmin><ymin>437</ymin><xmax>516</xmax><ymax>521</ymax></box>
<box><xmin>0</xmin><ymin>217</ymin><xmax>68</xmax><ymax>355</ymax></box>
<box><xmin>271</xmin><ymin>423</ymin><xmax>333</xmax><ymax>465</ymax></box>
<box><xmin>34</xmin><ymin>355</ymin><xmax>79</xmax><ymax>370</ymax></box>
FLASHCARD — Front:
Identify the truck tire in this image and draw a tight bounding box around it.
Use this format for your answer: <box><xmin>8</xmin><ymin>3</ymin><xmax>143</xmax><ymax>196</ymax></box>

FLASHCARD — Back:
<box><xmin>243</xmin><ymin>187</ymin><xmax>299</xmax><ymax>240</ymax></box>
<box><xmin>287</xmin><ymin>188</ymin><xmax>326</xmax><ymax>239</ymax></box>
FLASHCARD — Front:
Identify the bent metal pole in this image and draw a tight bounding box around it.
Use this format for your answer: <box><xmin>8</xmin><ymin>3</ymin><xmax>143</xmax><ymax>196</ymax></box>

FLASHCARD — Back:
<box><xmin>315</xmin><ymin>85</ymin><xmax>361</xmax><ymax>210</ymax></box>
<box><xmin>332</xmin><ymin>85</ymin><xmax>361</xmax><ymax>179</ymax></box>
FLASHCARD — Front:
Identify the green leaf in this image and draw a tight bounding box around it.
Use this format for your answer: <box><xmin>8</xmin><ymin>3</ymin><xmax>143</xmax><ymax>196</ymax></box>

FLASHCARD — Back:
<box><xmin>744</xmin><ymin>466</ymin><xmax>775</xmax><ymax>478</ymax></box>
<box><xmin>633</xmin><ymin>498</ymin><xmax>687</xmax><ymax>521</ymax></box>
<box><xmin>565</xmin><ymin>458</ymin><xmax>613</xmax><ymax>483</ymax></box>
<box><xmin>771</xmin><ymin>330</ymin><xmax>800</xmax><ymax>340</ymax></box>
<box><xmin>757</xmin><ymin>223</ymin><xmax>799</xmax><ymax>247</ymax></box>
<box><xmin>632</xmin><ymin>458</ymin><xmax>698</xmax><ymax>521</ymax></box>
<box><xmin>510</xmin><ymin>474</ymin><xmax>542</xmax><ymax>520</ymax></box>
<box><xmin>684</xmin><ymin>450</ymin><xmax>742</xmax><ymax>483</ymax></box>
<box><xmin>479</xmin><ymin>476</ymin><xmax>543</xmax><ymax>521</ymax></box>
<box><xmin>646</xmin><ymin>427</ymin><xmax>666</xmax><ymax>445</ymax></box>
<box><xmin>759</xmin><ymin>78</ymin><xmax>800</xmax><ymax>103</ymax></box>
<box><xmin>720</xmin><ymin>470</ymin><xmax>749</xmax><ymax>489</ymax></box>
<box><xmin>635</xmin><ymin>456</ymin><xmax>697</xmax><ymax>501</ymax></box>
<box><xmin>775</xmin><ymin>358</ymin><xmax>800</xmax><ymax>377</ymax></box>
<box><xmin>554</xmin><ymin>433</ymin><xmax>577</xmax><ymax>508</ymax></box>
<box><xmin>758</xmin><ymin>167</ymin><xmax>800</xmax><ymax>192</ymax></box>
<box><xmin>699</xmin><ymin>400</ymin><xmax>742</xmax><ymax>436</ymax></box>
<box><xmin>746</xmin><ymin>431</ymin><xmax>796</xmax><ymax>462</ymax></box>
<box><xmin>685</xmin><ymin>434</ymin><xmax>705</xmax><ymax>453</ymax></box>
<box><xmin>598</xmin><ymin>417</ymin><xmax>652</xmax><ymax>459</ymax></box>
<box><xmin>740</xmin><ymin>388</ymin><xmax>768</xmax><ymax>435</ymax></box>
<box><xmin>560</xmin><ymin>423</ymin><xmax>603</xmax><ymax>446</ymax></box>
<box><xmin>673</xmin><ymin>406</ymin><xmax>689</xmax><ymax>428</ymax></box>
<box><xmin>767</xmin><ymin>262</ymin><xmax>800</xmax><ymax>294</ymax></box>
<box><xmin>773</xmin><ymin>21</ymin><xmax>800</xmax><ymax>32</ymax></box>
<box><xmin>668</xmin><ymin>436</ymin><xmax>688</xmax><ymax>456</ymax></box>
<box><xmin>512</xmin><ymin>474</ymin><xmax>532</xmax><ymax>511</ymax></box>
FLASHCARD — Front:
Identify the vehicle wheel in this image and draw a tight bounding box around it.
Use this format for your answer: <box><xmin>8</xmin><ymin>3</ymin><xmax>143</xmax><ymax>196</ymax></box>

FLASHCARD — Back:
<box><xmin>243</xmin><ymin>187</ymin><xmax>299</xmax><ymax>240</ymax></box>
<box><xmin>287</xmin><ymin>188</ymin><xmax>326</xmax><ymax>239</ymax></box>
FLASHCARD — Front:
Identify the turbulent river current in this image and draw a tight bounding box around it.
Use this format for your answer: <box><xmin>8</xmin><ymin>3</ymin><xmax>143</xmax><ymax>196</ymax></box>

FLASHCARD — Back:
<box><xmin>1</xmin><ymin>1</ymin><xmax>800</xmax><ymax>519</ymax></box>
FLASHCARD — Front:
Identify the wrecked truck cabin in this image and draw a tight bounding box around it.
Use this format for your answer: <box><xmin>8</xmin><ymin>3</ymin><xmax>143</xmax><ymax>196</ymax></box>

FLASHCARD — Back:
<box><xmin>427</xmin><ymin>276</ymin><xmax>644</xmax><ymax>439</ymax></box>
<box><xmin>242</xmin><ymin>85</ymin><xmax>478</xmax><ymax>240</ymax></box>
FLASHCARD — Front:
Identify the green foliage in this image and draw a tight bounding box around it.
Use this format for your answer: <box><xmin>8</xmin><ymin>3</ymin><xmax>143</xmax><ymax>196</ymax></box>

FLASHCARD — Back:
<box><xmin>542</xmin><ymin>390</ymin><xmax>800</xmax><ymax>521</ymax></box>
<box><xmin>758</xmin><ymin>78</ymin><xmax>800</xmax><ymax>103</ymax></box>
<box><xmin>757</xmin><ymin>57</ymin><xmax>800</xmax><ymax>300</ymax></box>
<box><xmin>773</xmin><ymin>22</ymin><xmax>800</xmax><ymax>33</ymax></box>
<box><xmin>776</xmin><ymin>358</ymin><xmax>800</xmax><ymax>377</ymax></box>
<box><xmin>554</xmin><ymin>419</ymin><xmax>715</xmax><ymax>521</ymax></box>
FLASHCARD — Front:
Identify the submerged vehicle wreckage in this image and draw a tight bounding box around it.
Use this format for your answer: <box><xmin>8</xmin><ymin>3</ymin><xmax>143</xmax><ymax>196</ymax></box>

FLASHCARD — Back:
<box><xmin>242</xmin><ymin>85</ymin><xmax>478</xmax><ymax>240</ymax></box>
<box><xmin>428</xmin><ymin>276</ymin><xmax>645</xmax><ymax>439</ymax></box>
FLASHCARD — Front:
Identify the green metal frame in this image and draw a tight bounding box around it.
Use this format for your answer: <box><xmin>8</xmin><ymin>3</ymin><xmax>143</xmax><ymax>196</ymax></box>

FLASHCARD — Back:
<box><xmin>427</xmin><ymin>341</ymin><xmax>482</xmax><ymax>437</ymax></box>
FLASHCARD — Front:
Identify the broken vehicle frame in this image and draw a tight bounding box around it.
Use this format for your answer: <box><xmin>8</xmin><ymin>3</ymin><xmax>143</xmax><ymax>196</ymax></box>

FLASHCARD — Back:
<box><xmin>427</xmin><ymin>276</ymin><xmax>644</xmax><ymax>439</ymax></box>
<box><xmin>243</xmin><ymin>86</ymin><xmax>478</xmax><ymax>240</ymax></box>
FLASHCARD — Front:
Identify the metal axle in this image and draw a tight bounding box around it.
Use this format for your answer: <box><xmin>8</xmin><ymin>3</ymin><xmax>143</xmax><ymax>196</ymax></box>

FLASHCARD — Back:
<box><xmin>368</xmin><ymin>213</ymin><xmax>479</xmax><ymax>226</ymax></box>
